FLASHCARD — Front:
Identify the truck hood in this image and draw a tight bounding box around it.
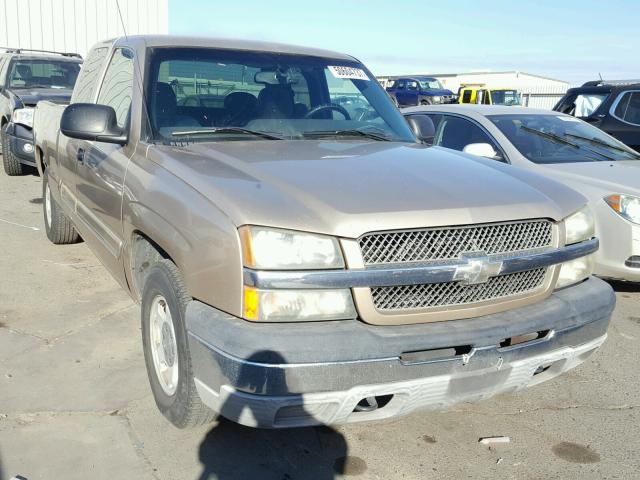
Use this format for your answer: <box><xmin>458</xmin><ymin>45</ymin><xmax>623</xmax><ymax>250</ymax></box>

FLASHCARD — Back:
<box><xmin>538</xmin><ymin>160</ymin><xmax>640</xmax><ymax>197</ymax></box>
<box><xmin>9</xmin><ymin>87</ymin><xmax>73</xmax><ymax>107</ymax></box>
<box><xmin>149</xmin><ymin>141</ymin><xmax>586</xmax><ymax>238</ymax></box>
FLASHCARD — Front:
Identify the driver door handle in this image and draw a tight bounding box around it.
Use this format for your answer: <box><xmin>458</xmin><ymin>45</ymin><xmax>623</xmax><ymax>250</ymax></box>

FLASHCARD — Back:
<box><xmin>76</xmin><ymin>148</ymin><xmax>85</xmax><ymax>164</ymax></box>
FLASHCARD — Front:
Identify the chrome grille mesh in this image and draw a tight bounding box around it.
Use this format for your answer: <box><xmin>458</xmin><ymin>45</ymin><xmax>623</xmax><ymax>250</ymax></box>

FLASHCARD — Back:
<box><xmin>359</xmin><ymin>220</ymin><xmax>553</xmax><ymax>266</ymax></box>
<box><xmin>371</xmin><ymin>268</ymin><xmax>547</xmax><ymax>311</ymax></box>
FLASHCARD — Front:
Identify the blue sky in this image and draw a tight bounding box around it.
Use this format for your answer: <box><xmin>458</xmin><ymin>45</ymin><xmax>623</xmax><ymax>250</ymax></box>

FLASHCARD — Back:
<box><xmin>169</xmin><ymin>0</ymin><xmax>639</xmax><ymax>85</ymax></box>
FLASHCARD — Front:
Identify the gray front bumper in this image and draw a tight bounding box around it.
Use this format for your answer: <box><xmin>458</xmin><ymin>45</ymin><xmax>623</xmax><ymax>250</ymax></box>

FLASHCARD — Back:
<box><xmin>186</xmin><ymin>277</ymin><xmax>614</xmax><ymax>428</ymax></box>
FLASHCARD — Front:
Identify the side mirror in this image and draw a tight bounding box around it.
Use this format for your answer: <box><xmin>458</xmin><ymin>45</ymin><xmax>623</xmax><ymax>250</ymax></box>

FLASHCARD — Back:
<box><xmin>60</xmin><ymin>103</ymin><xmax>127</xmax><ymax>145</ymax></box>
<box><xmin>405</xmin><ymin>114</ymin><xmax>435</xmax><ymax>144</ymax></box>
<box><xmin>463</xmin><ymin>142</ymin><xmax>499</xmax><ymax>159</ymax></box>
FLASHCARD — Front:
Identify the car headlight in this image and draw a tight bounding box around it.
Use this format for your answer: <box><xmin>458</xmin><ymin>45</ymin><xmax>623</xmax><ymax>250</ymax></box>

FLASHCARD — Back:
<box><xmin>243</xmin><ymin>287</ymin><xmax>356</xmax><ymax>322</ymax></box>
<box><xmin>240</xmin><ymin>226</ymin><xmax>344</xmax><ymax>270</ymax></box>
<box><xmin>604</xmin><ymin>194</ymin><xmax>640</xmax><ymax>224</ymax></box>
<box><xmin>564</xmin><ymin>206</ymin><xmax>595</xmax><ymax>245</ymax></box>
<box><xmin>12</xmin><ymin>108</ymin><xmax>34</xmax><ymax>128</ymax></box>
<box><xmin>432</xmin><ymin>96</ymin><xmax>442</xmax><ymax>103</ymax></box>
<box><xmin>556</xmin><ymin>255</ymin><xmax>594</xmax><ymax>289</ymax></box>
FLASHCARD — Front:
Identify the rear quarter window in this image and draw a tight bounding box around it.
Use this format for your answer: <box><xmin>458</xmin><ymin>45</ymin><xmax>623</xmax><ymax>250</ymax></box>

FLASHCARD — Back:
<box><xmin>71</xmin><ymin>46</ymin><xmax>109</xmax><ymax>103</ymax></box>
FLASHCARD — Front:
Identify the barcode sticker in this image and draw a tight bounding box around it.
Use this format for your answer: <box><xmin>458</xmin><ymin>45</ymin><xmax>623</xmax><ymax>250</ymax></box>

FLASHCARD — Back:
<box><xmin>328</xmin><ymin>66</ymin><xmax>370</xmax><ymax>81</ymax></box>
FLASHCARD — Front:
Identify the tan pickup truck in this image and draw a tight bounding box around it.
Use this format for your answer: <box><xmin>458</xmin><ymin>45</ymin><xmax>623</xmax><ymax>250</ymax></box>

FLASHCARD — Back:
<box><xmin>33</xmin><ymin>35</ymin><xmax>614</xmax><ymax>429</ymax></box>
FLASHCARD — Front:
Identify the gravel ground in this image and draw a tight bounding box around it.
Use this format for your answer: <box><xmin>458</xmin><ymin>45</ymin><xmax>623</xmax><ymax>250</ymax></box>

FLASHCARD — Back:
<box><xmin>0</xmin><ymin>169</ymin><xmax>638</xmax><ymax>480</ymax></box>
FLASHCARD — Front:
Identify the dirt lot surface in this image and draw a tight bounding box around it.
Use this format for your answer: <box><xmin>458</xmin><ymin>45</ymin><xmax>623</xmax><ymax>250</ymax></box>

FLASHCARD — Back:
<box><xmin>0</xmin><ymin>171</ymin><xmax>638</xmax><ymax>480</ymax></box>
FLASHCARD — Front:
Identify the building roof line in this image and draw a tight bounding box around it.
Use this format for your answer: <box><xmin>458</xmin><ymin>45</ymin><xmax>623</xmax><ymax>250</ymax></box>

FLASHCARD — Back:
<box><xmin>378</xmin><ymin>71</ymin><xmax>569</xmax><ymax>85</ymax></box>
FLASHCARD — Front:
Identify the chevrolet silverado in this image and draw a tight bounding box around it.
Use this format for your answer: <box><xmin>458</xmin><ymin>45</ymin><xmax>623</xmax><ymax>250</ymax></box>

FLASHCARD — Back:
<box><xmin>33</xmin><ymin>35</ymin><xmax>614</xmax><ymax>429</ymax></box>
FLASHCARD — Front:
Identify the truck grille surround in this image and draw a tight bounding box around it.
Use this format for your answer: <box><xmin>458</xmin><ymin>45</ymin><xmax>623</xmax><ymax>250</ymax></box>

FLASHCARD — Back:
<box><xmin>359</xmin><ymin>220</ymin><xmax>553</xmax><ymax>312</ymax></box>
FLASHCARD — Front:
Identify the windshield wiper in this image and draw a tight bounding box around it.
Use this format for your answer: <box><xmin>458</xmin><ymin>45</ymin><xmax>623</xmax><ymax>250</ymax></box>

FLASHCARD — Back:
<box><xmin>171</xmin><ymin>127</ymin><xmax>283</xmax><ymax>140</ymax></box>
<box><xmin>301</xmin><ymin>129</ymin><xmax>390</xmax><ymax>141</ymax></box>
<box><xmin>520</xmin><ymin>125</ymin><xmax>617</xmax><ymax>161</ymax></box>
<box><xmin>564</xmin><ymin>132</ymin><xmax>640</xmax><ymax>157</ymax></box>
<box><xmin>520</xmin><ymin>125</ymin><xmax>580</xmax><ymax>149</ymax></box>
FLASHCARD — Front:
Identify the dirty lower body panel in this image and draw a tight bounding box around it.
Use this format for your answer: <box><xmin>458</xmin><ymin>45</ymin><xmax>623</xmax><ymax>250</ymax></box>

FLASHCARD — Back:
<box><xmin>186</xmin><ymin>277</ymin><xmax>614</xmax><ymax>428</ymax></box>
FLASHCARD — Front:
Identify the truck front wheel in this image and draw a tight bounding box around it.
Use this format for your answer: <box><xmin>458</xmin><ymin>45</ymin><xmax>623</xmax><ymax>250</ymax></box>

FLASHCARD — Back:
<box><xmin>141</xmin><ymin>259</ymin><xmax>216</xmax><ymax>428</ymax></box>
<box><xmin>1</xmin><ymin>124</ymin><xmax>23</xmax><ymax>176</ymax></box>
<box><xmin>42</xmin><ymin>170</ymin><xmax>80</xmax><ymax>244</ymax></box>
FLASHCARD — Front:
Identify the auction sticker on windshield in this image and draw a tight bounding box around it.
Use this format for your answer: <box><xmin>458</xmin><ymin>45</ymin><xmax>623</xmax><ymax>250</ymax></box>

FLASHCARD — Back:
<box><xmin>328</xmin><ymin>66</ymin><xmax>370</xmax><ymax>81</ymax></box>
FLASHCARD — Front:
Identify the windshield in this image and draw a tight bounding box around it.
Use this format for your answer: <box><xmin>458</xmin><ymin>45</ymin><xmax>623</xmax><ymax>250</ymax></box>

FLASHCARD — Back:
<box><xmin>490</xmin><ymin>90</ymin><xmax>521</xmax><ymax>106</ymax></box>
<box><xmin>489</xmin><ymin>114</ymin><xmax>640</xmax><ymax>164</ymax></box>
<box><xmin>146</xmin><ymin>48</ymin><xmax>416</xmax><ymax>143</ymax></box>
<box><xmin>556</xmin><ymin>93</ymin><xmax>608</xmax><ymax>117</ymax></box>
<box><xmin>8</xmin><ymin>59</ymin><xmax>80</xmax><ymax>89</ymax></box>
<box><xmin>419</xmin><ymin>79</ymin><xmax>443</xmax><ymax>90</ymax></box>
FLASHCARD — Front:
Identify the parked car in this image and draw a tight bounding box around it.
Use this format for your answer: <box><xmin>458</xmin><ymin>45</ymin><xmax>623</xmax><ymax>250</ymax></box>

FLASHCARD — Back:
<box><xmin>458</xmin><ymin>85</ymin><xmax>522</xmax><ymax>106</ymax></box>
<box><xmin>554</xmin><ymin>80</ymin><xmax>640</xmax><ymax>152</ymax></box>
<box><xmin>403</xmin><ymin>104</ymin><xmax>640</xmax><ymax>282</ymax></box>
<box><xmin>34</xmin><ymin>35</ymin><xmax>613</xmax><ymax>429</ymax></box>
<box><xmin>0</xmin><ymin>48</ymin><xmax>82</xmax><ymax>175</ymax></box>
<box><xmin>386</xmin><ymin>76</ymin><xmax>454</xmax><ymax>106</ymax></box>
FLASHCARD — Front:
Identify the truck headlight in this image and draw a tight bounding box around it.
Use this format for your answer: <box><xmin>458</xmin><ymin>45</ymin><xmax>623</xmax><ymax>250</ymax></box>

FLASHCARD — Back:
<box><xmin>564</xmin><ymin>206</ymin><xmax>595</xmax><ymax>245</ymax></box>
<box><xmin>604</xmin><ymin>194</ymin><xmax>640</xmax><ymax>225</ymax></box>
<box><xmin>12</xmin><ymin>107</ymin><xmax>34</xmax><ymax>128</ymax></box>
<box><xmin>556</xmin><ymin>255</ymin><xmax>595</xmax><ymax>289</ymax></box>
<box><xmin>240</xmin><ymin>226</ymin><xmax>344</xmax><ymax>270</ymax></box>
<box><xmin>243</xmin><ymin>287</ymin><xmax>356</xmax><ymax>322</ymax></box>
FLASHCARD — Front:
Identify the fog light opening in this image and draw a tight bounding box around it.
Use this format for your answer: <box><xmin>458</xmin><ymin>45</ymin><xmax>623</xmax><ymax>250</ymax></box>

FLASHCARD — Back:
<box><xmin>353</xmin><ymin>394</ymin><xmax>393</xmax><ymax>413</ymax></box>
<box><xmin>534</xmin><ymin>365</ymin><xmax>551</xmax><ymax>376</ymax></box>
<box><xmin>23</xmin><ymin>143</ymin><xmax>34</xmax><ymax>153</ymax></box>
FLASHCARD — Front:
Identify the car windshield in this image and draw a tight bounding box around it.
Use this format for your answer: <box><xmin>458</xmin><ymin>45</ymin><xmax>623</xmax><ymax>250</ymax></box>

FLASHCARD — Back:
<box><xmin>556</xmin><ymin>93</ymin><xmax>609</xmax><ymax>117</ymax></box>
<box><xmin>8</xmin><ymin>59</ymin><xmax>80</xmax><ymax>89</ymax></box>
<box><xmin>490</xmin><ymin>90</ymin><xmax>521</xmax><ymax>106</ymax></box>
<box><xmin>419</xmin><ymin>79</ymin><xmax>442</xmax><ymax>90</ymax></box>
<box><xmin>489</xmin><ymin>114</ymin><xmax>640</xmax><ymax>164</ymax></box>
<box><xmin>146</xmin><ymin>48</ymin><xmax>416</xmax><ymax>143</ymax></box>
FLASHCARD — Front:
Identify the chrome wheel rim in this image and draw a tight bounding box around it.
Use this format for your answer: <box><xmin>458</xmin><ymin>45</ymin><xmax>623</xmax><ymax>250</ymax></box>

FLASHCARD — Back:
<box><xmin>44</xmin><ymin>183</ymin><xmax>52</xmax><ymax>229</ymax></box>
<box><xmin>149</xmin><ymin>295</ymin><xmax>179</xmax><ymax>396</ymax></box>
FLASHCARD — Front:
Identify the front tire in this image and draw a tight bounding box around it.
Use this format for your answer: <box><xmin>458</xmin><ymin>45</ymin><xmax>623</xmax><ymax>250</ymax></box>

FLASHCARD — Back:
<box><xmin>1</xmin><ymin>124</ymin><xmax>24</xmax><ymax>176</ymax></box>
<box><xmin>42</xmin><ymin>169</ymin><xmax>80</xmax><ymax>244</ymax></box>
<box><xmin>141</xmin><ymin>259</ymin><xmax>216</xmax><ymax>428</ymax></box>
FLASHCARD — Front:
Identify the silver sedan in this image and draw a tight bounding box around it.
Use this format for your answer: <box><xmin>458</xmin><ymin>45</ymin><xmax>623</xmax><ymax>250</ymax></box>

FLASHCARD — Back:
<box><xmin>403</xmin><ymin>104</ymin><xmax>640</xmax><ymax>282</ymax></box>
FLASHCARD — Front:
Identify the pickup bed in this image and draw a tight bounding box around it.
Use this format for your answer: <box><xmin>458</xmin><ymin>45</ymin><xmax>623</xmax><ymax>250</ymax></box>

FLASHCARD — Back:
<box><xmin>34</xmin><ymin>35</ymin><xmax>614</xmax><ymax>429</ymax></box>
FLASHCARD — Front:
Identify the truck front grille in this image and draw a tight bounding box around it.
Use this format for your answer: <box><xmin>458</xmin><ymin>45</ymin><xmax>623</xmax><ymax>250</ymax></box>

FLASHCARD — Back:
<box><xmin>359</xmin><ymin>220</ymin><xmax>552</xmax><ymax>266</ymax></box>
<box><xmin>358</xmin><ymin>220</ymin><xmax>553</xmax><ymax>314</ymax></box>
<box><xmin>371</xmin><ymin>268</ymin><xmax>547</xmax><ymax>311</ymax></box>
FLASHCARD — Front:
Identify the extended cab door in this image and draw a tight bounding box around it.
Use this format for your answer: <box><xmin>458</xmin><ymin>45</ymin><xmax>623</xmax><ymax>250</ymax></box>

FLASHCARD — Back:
<box><xmin>71</xmin><ymin>47</ymin><xmax>135</xmax><ymax>283</ymax></box>
<box><xmin>394</xmin><ymin>79</ymin><xmax>407</xmax><ymax>105</ymax></box>
<box><xmin>405</xmin><ymin>80</ymin><xmax>420</xmax><ymax>106</ymax></box>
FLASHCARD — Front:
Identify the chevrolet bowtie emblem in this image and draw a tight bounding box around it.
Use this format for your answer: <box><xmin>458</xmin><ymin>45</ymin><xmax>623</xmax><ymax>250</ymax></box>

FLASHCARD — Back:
<box><xmin>453</xmin><ymin>252</ymin><xmax>503</xmax><ymax>285</ymax></box>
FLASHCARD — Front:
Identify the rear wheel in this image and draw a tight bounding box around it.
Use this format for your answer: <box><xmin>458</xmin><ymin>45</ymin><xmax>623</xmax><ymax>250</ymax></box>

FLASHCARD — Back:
<box><xmin>1</xmin><ymin>124</ymin><xmax>24</xmax><ymax>176</ymax></box>
<box><xmin>42</xmin><ymin>169</ymin><xmax>80</xmax><ymax>244</ymax></box>
<box><xmin>141</xmin><ymin>259</ymin><xmax>216</xmax><ymax>428</ymax></box>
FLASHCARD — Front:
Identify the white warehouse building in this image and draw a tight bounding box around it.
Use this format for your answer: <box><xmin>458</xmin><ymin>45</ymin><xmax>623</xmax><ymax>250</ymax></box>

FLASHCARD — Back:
<box><xmin>378</xmin><ymin>71</ymin><xmax>570</xmax><ymax>109</ymax></box>
<box><xmin>1</xmin><ymin>0</ymin><xmax>168</xmax><ymax>58</ymax></box>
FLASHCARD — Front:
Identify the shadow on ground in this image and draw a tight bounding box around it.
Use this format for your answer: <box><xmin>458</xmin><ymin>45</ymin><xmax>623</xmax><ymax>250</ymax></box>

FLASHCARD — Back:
<box><xmin>197</xmin><ymin>420</ymin><xmax>350</xmax><ymax>480</ymax></box>
<box><xmin>197</xmin><ymin>350</ymin><xmax>351</xmax><ymax>479</ymax></box>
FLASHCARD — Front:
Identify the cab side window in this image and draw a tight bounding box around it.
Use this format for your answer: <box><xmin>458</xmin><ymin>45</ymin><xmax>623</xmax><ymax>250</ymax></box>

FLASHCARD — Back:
<box><xmin>434</xmin><ymin>115</ymin><xmax>504</xmax><ymax>161</ymax></box>
<box><xmin>406</xmin><ymin>80</ymin><xmax>418</xmax><ymax>91</ymax></box>
<box><xmin>461</xmin><ymin>90</ymin><xmax>472</xmax><ymax>103</ymax></box>
<box><xmin>396</xmin><ymin>80</ymin><xmax>406</xmax><ymax>90</ymax></box>
<box><xmin>97</xmin><ymin>48</ymin><xmax>134</xmax><ymax>128</ymax></box>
